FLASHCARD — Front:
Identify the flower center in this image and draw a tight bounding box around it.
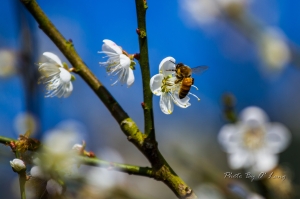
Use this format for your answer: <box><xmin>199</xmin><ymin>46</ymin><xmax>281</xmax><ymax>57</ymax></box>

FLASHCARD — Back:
<box><xmin>242</xmin><ymin>126</ymin><xmax>265</xmax><ymax>150</ymax></box>
<box><xmin>161</xmin><ymin>76</ymin><xmax>176</xmax><ymax>93</ymax></box>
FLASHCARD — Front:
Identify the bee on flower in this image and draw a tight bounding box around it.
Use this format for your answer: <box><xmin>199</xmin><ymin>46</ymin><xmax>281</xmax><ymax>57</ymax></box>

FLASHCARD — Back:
<box><xmin>98</xmin><ymin>39</ymin><xmax>135</xmax><ymax>87</ymax></box>
<box><xmin>218</xmin><ymin>106</ymin><xmax>291</xmax><ymax>173</ymax></box>
<box><xmin>150</xmin><ymin>57</ymin><xmax>195</xmax><ymax>114</ymax></box>
<box><xmin>38</xmin><ymin>52</ymin><xmax>74</xmax><ymax>98</ymax></box>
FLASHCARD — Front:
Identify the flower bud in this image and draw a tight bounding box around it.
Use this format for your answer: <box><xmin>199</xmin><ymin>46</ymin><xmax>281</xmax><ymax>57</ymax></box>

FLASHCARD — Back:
<box><xmin>46</xmin><ymin>179</ymin><xmax>63</xmax><ymax>195</ymax></box>
<box><xmin>10</xmin><ymin>158</ymin><xmax>26</xmax><ymax>172</ymax></box>
<box><xmin>72</xmin><ymin>144</ymin><xmax>83</xmax><ymax>152</ymax></box>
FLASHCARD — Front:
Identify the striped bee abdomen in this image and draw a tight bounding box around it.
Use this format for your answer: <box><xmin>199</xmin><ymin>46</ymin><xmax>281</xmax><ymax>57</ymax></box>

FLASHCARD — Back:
<box><xmin>179</xmin><ymin>77</ymin><xmax>193</xmax><ymax>99</ymax></box>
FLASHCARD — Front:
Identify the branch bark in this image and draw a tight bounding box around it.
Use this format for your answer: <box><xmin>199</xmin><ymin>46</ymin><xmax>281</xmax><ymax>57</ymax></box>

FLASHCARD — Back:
<box><xmin>135</xmin><ymin>0</ymin><xmax>155</xmax><ymax>139</ymax></box>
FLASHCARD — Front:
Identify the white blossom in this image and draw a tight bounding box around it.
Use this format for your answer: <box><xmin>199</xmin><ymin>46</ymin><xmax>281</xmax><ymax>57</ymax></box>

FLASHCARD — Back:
<box><xmin>150</xmin><ymin>57</ymin><xmax>191</xmax><ymax>114</ymax></box>
<box><xmin>0</xmin><ymin>50</ymin><xmax>16</xmax><ymax>77</ymax></box>
<box><xmin>14</xmin><ymin>112</ymin><xmax>38</xmax><ymax>136</ymax></box>
<box><xmin>179</xmin><ymin>0</ymin><xmax>248</xmax><ymax>25</ymax></box>
<box><xmin>46</xmin><ymin>179</ymin><xmax>63</xmax><ymax>196</ymax></box>
<box><xmin>38</xmin><ymin>52</ymin><xmax>73</xmax><ymax>98</ymax></box>
<box><xmin>10</xmin><ymin>158</ymin><xmax>26</xmax><ymax>172</ymax></box>
<box><xmin>218</xmin><ymin>106</ymin><xmax>291</xmax><ymax>173</ymax></box>
<box><xmin>98</xmin><ymin>39</ymin><xmax>134</xmax><ymax>87</ymax></box>
<box><xmin>259</xmin><ymin>28</ymin><xmax>290</xmax><ymax>71</ymax></box>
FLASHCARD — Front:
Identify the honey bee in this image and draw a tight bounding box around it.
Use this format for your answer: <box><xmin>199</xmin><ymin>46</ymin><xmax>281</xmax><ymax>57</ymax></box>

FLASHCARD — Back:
<box><xmin>168</xmin><ymin>61</ymin><xmax>208</xmax><ymax>99</ymax></box>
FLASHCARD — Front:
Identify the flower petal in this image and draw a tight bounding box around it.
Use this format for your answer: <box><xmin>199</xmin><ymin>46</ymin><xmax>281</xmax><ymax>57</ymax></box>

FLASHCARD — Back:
<box><xmin>150</xmin><ymin>74</ymin><xmax>163</xmax><ymax>96</ymax></box>
<box><xmin>119</xmin><ymin>54</ymin><xmax>130</xmax><ymax>68</ymax></box>
<box><xmin>46</xmin><ymin>179</ymin><xmax>63</xmax><ymax>195</ymax></box>
<box><xmin>102</xmin><ymin>39</ymin><xmax>122</xmax><ymax>55</ymax></box>
<box><xmin>43</xmin><ymin>52</ymin><xmax>63</xmax><ymax>67</ymax></box>
<box><xmin>218</xmin><ymin>124</ymin><xmax>241</xmax><ymax>153</ymax></box>
<box><xmin>240</xmin><ymin>106</ymin><xmax>269</xmax><ymax>126</ymax></box>
<box><xmin>159</xmin><ymin>56</ymin><xmax>176</xmax><ymax>76</ymax></box>
<box><xmin>265</xmin><ymin>123</ymin><xmax>291</xmax><ymax>153</ymax></box>
<box><xmin>38</xmin><ymin>63</ymin><xmax>60</xmax><ymax>77</ymax></box>
<box><xmin>126</xmin><ymin>68</ymin><xmax>134</xmax><ymax>87</ymax></box>
<box><xmin>172</xmin><ymin>91</ymin><xmax>191</xmax><ymax>108</ymax></box>
<box><xmin>252</xmin><ymin>152</ymin><xmax>278</xmax><ymax>173</ymax></box>
<box><xmin>59</xmin><ymin>68</ymin><xmax>71</xmax><ymax>83</ymax></box>
<box><xmin>160</xmin><ymin>93</ymin><xmax>174</xmax><ymax>114</ymax></box>
<box><xmin>228</xmin><ymin>151</ymin><xmax>250</xmax><ymax>169</ymax></box>
<box><xmin>63</xmin><ymin>82</ymin><xmax>73</xmax><ymax>98</ymax></box>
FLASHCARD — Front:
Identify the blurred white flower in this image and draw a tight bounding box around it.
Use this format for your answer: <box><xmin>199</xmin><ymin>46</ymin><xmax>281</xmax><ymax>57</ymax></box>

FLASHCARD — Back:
<box><xmin>0</xmin><ymin>50</ymin><xmax>16</xmax><ymax>77</ymax></box>
<box><xmin>30</xmin><ymin>165</ymin><xmax>64</xmax><ymax>196</ymax></box>
<box><xmin>10</xmin><ymin>158</ymin><xmax>26</xmax><ymax>172</ymax></box>
<box><xmin>98</xmin><ymin>39</ymin><xmax>134</xmax><ymax>87</ymax></box>
<box><xmin>38</xmin><ymin>52</ymin><xmax>73</xmax><ymax>98</ymax></box>
<box><xmin>86</xmin><ymin>148</ymin><xmax>125</xmax><ymax>190</ymax></box>
<box><xmin>259</xmin><ymin>28</ymin><xmax>290</xmax><ymax>71</ymax></box>
<box><xmin>14</xmin><ymin>112</ymin><xmax>38</xmax><ymax>136</ymax></box>
<box><xmin>150</xmin><ymin>57</ymin><xmax>191</xmax><ymax>114</ymax></box>
<box><xmin>46</xmin><ymin>179</ymin><xmax>63</xmax><ymax>196</ymax></box>
<box><xmin>218</xmin><ymin>106</ymin><xmax>290</xmax><ymax>173</ymax></box>
<box><xmin>194</xmin><ymin>183</ymin><xmax>225</xmax><ymax>199</ymax></box>
<box><xmin>72</xmin><ymin>144</ymin><xmax>83</xmax><ymax>152</ymax></box>
<box><xmin>218</xmin><ymin>107</ymin><xmax>290</xmax><ymax>172</ymax></box>
<box><xmin>179</xmin><ymin>0</ymin><xmax>248</xmax><ymax>25</ymax></box>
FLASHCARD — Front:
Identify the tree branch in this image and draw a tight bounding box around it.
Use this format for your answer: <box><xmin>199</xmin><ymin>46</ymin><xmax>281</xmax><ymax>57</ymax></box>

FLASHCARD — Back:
<box><xmin>79</xmin><ymin>156</ymin><xmax>154</xmax><ymax>177</ymax></box>
<box><xmin>18</xmin><ymin>1</ymin><xmax>197</xmax><ymax>198</ymax></box>
<box><xmin>135</xmin><ymin>0</ymin><xmax>155</xmax><ymax>139</ymax></box>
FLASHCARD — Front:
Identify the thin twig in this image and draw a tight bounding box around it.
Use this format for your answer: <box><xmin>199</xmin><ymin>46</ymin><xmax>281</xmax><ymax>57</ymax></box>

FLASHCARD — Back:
<box><xmin>79</xmin><ymin>156</ymin><xmax>153</xmax><ymax>177</ymax></box>
<box><xmin>135</xmin><ymin>0</ymin><xmax>155</xmax><ymax>139</ymax></box>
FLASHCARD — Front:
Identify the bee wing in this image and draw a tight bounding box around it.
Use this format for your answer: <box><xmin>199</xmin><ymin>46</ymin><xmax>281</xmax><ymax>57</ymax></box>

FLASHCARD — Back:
<box><xmin>191</xmin><ymin>65</ymin><xmax>209</xmax><ymax>75</ymax></box>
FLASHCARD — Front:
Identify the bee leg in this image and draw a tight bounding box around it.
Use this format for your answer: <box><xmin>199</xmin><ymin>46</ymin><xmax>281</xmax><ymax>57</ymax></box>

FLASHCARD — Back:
<box><xmin>175</xmin><ymin>79</ymin><xmax>181</xmax><ymax>84</ymax></box>
<box><xmin>192</xmin><ymin>78</ymin><xmax>194</xmax><ymax>85</ymax></box>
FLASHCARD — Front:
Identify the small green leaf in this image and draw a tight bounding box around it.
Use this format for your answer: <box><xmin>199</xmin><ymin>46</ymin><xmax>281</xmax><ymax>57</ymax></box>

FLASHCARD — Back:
<box><xmin>71</xmin><ymin>74</ymin><xmax>76</xmax><ymax>81</ymax></box>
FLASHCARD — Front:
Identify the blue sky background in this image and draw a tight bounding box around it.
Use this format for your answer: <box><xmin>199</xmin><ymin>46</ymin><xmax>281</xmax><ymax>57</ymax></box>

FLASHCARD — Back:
<box><xmin>1</xmin><ymin>0</ymin><xmax>300</xmax><ymax>198</ymax></box>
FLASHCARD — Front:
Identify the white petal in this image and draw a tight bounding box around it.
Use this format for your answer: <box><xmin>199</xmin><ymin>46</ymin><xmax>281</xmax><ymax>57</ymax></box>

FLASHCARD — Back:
<box><xmin>126</xmin><ymin>68</ymin><xmax>134</xmax><ymax>87</ymax></box>
<box><xmin>160</xmin><ymin>93</ymin><xmax>174</xmax><ymax>114</ymax></box>
<box><xmin>63</xmin><ymin>82</ymin><xmax>73</xmax><ymax>98</ymax></box>
<box><xmin>172</xmin><ymin>92</ymin><xmax>191</xmax><ymax>108</ymax></box>
<box><xmin>38</xmin><ymin>63</ymin><xmax>60</xmax><ymax>77</ymax></box>
<box><xmin>218</xmin><ymin>124</ymin><xmax>241</xmax><ymax>153</ymax></box>
<box><xmin>252</xmin><ymin>152</ymin><xmax>278</xmax><ymax>173</ymax></box>
<box><xmin>102</xmin><ymin>39</ymin><xmax>122</xmax><ymax>55</ymax></box>
<box><xmin>150</xmin><ymin>74</ymin><xmax>163</xmax><ymax>96</ymax></box>
<box><xmin>59</xmin><ymin>68</ymin><xmax>71</xmax><ymax>83</ymax></box>
<box><xmin>159</xmin><ymin>56</ymin><xmax>176</xmax><ymax>76</ymax></box>
<box><xmin>265</xmin><ymin>123</ymin><xmax>291</xmax><ymax>153</ymax></box>
<box><xmin>46</xmin><ymin>179</ymin><xmax>63</xmax><ymax>195</ymax></box>
<box><xmin>43</xmin><ymin>52</ymin><xmax>63</xmax><ymax>67</ymax></box>
<box><xmin>31</xmin><ymin>166</ymin><xmax>50</xmax><ymax>179</ymax></box>
<box><xmin>240</xmin><ymin>106</ymin><xmax>268</xmax><ymax>126</ymax></box>
<box><xmin>228</xmin><ymin>151</ymin><xmax>250</xmax><ymax>169</ymax></box>
<box><xmin>119</xmin><ymin>54</ymin><xmax>130</xmax><ymax>68</ymax></box>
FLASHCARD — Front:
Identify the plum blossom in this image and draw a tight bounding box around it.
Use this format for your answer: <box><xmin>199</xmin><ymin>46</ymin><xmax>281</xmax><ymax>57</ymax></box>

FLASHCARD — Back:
<box><xmin>0</xmin><ymin>50</ymin><xmax>16</xmax><ymax>77</ymax></box>
<box><xmin>30</xmin><ymin>166</ymin><xmax>63</xmax><ymax>196</ymax></box>
<box><xmin>258</xmin><ymin>28</ymin><xmax>290</xmax><ymax>71</ymax></box>
<box><xmin>179</xmin><ymin>0</ymin><xmax>248</xmax><ymax>25</ymax></box>
<box><xmin>150</xmin><ymin>57</ymin><xmax>191</xmax><ymax>114</ymax></box>
<box><xmin>10</xmin><ymin>158</ymin><xmax>26</xmax><ymax>172</ymax></box>
<box><xmin>98</xmin><ymin>39</ymin><xmax>135</xmax><ymax>87</ymax></box>
<box><xmin>38</xmin><ymin>52</ymin><xmax>73</xmax><ymax>98</ymax></box>
<box><xmin>218</xmin><ymin>106</ymin><xmax>291</xmax><ymax>173</ymax></box>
